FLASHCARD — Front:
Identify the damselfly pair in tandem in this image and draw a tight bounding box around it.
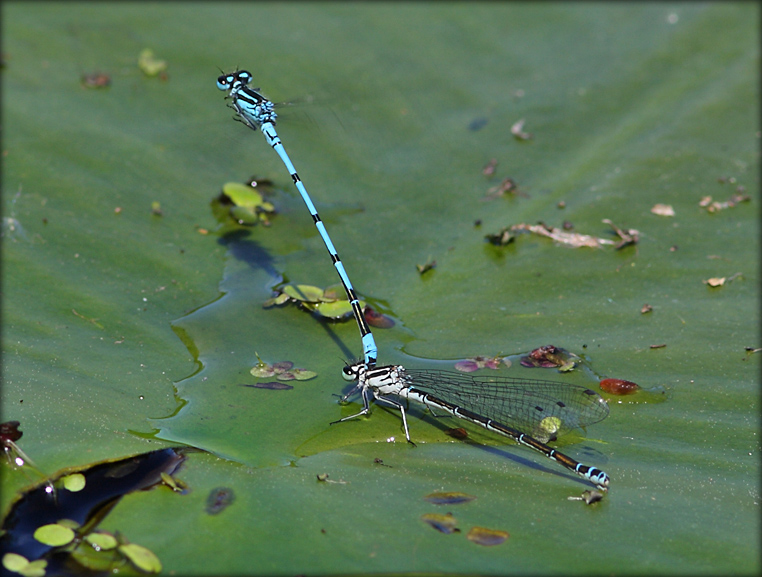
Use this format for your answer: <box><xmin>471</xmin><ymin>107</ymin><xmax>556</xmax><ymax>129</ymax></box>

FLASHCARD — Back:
<box><xmin>217</xmin><ymin>69</ymin><xmax>610</xmax><ymax>493</ymax></box>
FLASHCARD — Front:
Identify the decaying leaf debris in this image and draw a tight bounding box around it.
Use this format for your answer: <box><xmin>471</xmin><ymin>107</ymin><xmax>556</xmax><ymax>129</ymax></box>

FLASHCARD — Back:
<box><xmin>486</xmin><ymin>220</ymin><xmax>639</xmax><ymax>250</ymax></box>
<box><xmin>703</xmin><ymin>272</ymin><xmax>743</xmax><ymax>287</ymax></box>
<box><xmin>699</xmin><ymin>193</ymin><xmax>750</xmax><ymax>213</ymax></box>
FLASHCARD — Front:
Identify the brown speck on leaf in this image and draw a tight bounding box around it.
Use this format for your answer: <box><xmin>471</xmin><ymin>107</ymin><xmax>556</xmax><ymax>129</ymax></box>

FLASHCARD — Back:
<box><xmin>641</xmin><ymin>304</ymin><xmax>653</xmax><ymax>314</ymax></box>
<box><xmin>484</xmin><ymin>177</ymin><xmax>527</xmax><ymax>200</ymax></box>
<box><xmin>445</xmin><ymin>427</ymin><xmax>469</xmax><ymax>440</ymax></box>
<box><xmin>482</xmin><ymin>158</ymin><xmax>498</xmax><ymax>177</ymax></box>
<box><xmin>81</xmin><ymin>72</ymin><xmax>111</xmax><ymax>89</ymax></box>
<box><xmin>650</xmin><ymin>344</ymin><xmax>667</xmax><ymax>349</ymax></box>
<box><xmin>416</xmin><ymin>259</ymin><xmax>436</xmax><ymax>275</ymax></box>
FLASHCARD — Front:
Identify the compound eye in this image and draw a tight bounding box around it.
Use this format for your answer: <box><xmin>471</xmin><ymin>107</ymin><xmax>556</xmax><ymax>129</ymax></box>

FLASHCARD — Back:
<box><xmin>216</xmin><ymin>74</ymin><xmax>233</xmax><ymax>90</ymax></box>
<box><xmin>341</xmin><ymin>366</ymin><xmax>357</xmax><ymax>381</ymax></box>
<box><xmin>238</xmin><ymin>70</ymin><xmax>252</xmax><ymax>84</ymax></box>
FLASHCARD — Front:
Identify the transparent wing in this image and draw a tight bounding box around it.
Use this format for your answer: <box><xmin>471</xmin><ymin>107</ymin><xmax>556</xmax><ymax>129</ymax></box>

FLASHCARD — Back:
<box><xmin>404</xmin><ymin>369</ymin><xmax>609</xmax><ymax>442</ymax></box>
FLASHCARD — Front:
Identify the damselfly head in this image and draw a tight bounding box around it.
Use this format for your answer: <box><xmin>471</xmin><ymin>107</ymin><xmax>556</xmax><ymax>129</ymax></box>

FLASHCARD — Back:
<box><xmin>217</xmin><ymin>70</ymin><xmax>252</xmax><ymax>91</ymax></box>
<box><xmin>341</xmin><ymin>361</ymin><xmax>365</xmax><ymax>381</ymax></box>
<box><xmin>216</xmin><ymin>73</ymin><xmax>235</xmax><ymax>91</ymax></box>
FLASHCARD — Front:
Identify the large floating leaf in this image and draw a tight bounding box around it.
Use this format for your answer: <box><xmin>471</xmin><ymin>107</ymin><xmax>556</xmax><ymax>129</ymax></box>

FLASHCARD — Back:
<box><xmin>3</xmin><ymin>3</ymin><xmax>758</xmax><ymax>575</ymax></box>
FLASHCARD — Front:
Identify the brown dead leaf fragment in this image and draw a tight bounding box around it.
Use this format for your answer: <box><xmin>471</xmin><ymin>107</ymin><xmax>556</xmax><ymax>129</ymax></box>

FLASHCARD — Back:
<box><xmin>485</xmin><ymin>227</ymin><xmax>515</xmax><ymax>246</ymax></box>
<box><xmin>651</xmin><ymin>204</ymin><xmax>675</xmax><ymax>217</ymax></box>
<box><xmin>699</xmin><ymin>193</ymin><xmax>751</xmax><ymax>213</ymax></box>
<box><xmin>416</xmin><ymin>259</ymin><xmax>437</xmax><ymax>275</ymax></box>
<box><xmin>640</xmin><ymin>304</ymin><xmax>653</xmax><ymax>314</ymax></box>
<box><xmin>600</xmin><ymin>378</ymin><xmax>641</xmax><ymax>395</ymax></box>
<box><xmin>703</xmin><ymin>272</ymin><xmax>742</xmax><ymax>287</ymax></box>
<box><xmin>520</xmin><ymin>345</ymin><xmax>577</xmax><ymax>370</ymax></box>
<box><xmin>511</xmin><ymin>222</ymin><xmax>614</xmax><ymax>248</ymax></box>
<box><xmin>364</xmin><ymin>306</ymin><xmax>395</xmax><ymax>329</ymax></box>
<box><xmin>602</xmin><ymin>219</ymin><xmax>639</xmax><ymax>250</ymax></box>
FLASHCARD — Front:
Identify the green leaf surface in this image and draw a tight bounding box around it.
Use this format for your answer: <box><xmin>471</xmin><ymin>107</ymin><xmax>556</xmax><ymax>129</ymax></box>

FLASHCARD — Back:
<box><xmin>118</xmin><ymin>543</ymin><xmax>162</xmax><ymax>573</ymax></box>
<box><xmin>2</xmin><ymin>553</ymin><xmax>30</xmax><ymax>573</ymax></box>
<box><xmin>221</xmin><ymin>182</ymin><xmax>264</xmax><ymax>208</ymax></box>
<box><xmin>61</xmin><ymin>473</ymin><xmax>86</xmax><ymax>493</ymax></box>
<box><xmin>2</xmin><ymin>3</ymin><xmax>758</xmax><ymax>575</ymax></box>
<box><xmin>33</xmin><ymin>524</ymin><xmax>75</xmax><ymax>548</ymax></box>
<box><xmin>84</xmin><ymin>532</ymin><xmax>118</xmax><ymax>552</ymax></box>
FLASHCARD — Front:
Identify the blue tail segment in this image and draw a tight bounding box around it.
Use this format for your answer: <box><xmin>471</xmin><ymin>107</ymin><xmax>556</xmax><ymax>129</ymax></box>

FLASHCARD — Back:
<box><xmin>217</xmin><ymin>71</ymin><xmax>378</xmax><ymax>367</ymax></box>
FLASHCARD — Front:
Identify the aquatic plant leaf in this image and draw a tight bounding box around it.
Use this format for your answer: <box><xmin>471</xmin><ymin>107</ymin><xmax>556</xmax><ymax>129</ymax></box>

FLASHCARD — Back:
<box><xmin>33</xmin><ymin>524</ymin><xmax>75</xmax><ymax>547</ymax></box>
<box><xmin>291</xmin><ymin>369</ymin><xmax>317</xmax><ymax>381</ymax></box>
<box><xmin>62</xmin><ymin>474</ymin><xmax>86</xmax><ymax>492</ymax></box>
<box><xmin>84</xmin><ymin>532</ymin><xmax>118</xmax><ymax>551</ymax></box>
<box><xmin>18</xmin><ymin>560</ymin><xmax>47</xmax><ymax>577</ymax></box>
<box><xmin>282</xmin><ymin>284</ymin><xmax>324</xmax><ymax>303</ymax></box>
<box><xmin>119</xmin><ymin>543</ymin><xmax>162</xmax><ymax>573</ymax></box>
<box><xmin>2</xmin><ymin>553</ymin><xmax>30</xmax><ymax>572</ymax></box>
<box><xmin>229</xmin><ymin>205</ymin><xmax>260</xmax><ymax>226</ymax></box>
<box><xmin>250</xmin><ymin>364</ymin><xmax>275</xmax><ymax>378</ymax></box>
<box><xmin>221</xmin><ymin>182</ymin><xmax>264</xmax><ymax>208</ymax></box>
<box><xmin>262</xmin><ymin>293</ymin><xmax>291</xmax><ymax>307</ymax></box>
<box><xmin>313</xmin><ymin>300</ymin><xmax>355</xmax><ymax>319</ymax></box>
